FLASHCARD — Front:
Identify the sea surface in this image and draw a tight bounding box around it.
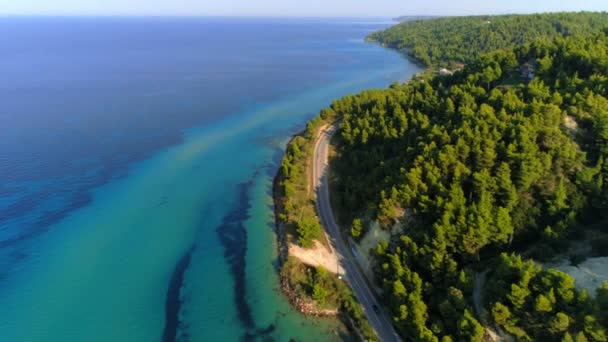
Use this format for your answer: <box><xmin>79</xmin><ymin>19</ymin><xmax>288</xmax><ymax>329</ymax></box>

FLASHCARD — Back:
<box><xmin>0</xmin><ymin>17</ymin><xmax>420</xmax><ymax>341</ymax></box>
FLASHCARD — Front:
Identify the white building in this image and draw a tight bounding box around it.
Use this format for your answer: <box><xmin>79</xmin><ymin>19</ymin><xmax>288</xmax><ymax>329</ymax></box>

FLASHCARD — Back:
<box><xmin>439</xmin><ymin>68</ymin><xmax>453</xmax><ymax>76</ymax></box>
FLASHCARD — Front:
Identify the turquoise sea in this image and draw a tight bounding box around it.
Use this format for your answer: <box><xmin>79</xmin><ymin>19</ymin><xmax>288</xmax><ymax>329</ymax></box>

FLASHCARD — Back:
<box><xmin>0</xmin><ymin>17</ymin><xmax>420</xmax><ymax>341</ymax></box>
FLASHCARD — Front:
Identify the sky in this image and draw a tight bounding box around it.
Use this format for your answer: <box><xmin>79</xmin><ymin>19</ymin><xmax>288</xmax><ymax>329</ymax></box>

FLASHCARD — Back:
<box><xmin>1</xmin><ymin>0</ymin><xmax>607</xmax><ymax>17</ymax></box>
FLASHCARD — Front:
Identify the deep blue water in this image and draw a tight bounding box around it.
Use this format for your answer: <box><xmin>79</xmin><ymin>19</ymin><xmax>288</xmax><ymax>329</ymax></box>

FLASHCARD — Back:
<box><xmin>0</xmin><ymin>17</ymin><xmax>419</xmax><ymax>341</ymax></box>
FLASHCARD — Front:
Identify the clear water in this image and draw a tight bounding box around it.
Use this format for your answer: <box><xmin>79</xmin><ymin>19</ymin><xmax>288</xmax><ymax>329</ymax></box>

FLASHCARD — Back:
<box><xmin>0</xmin><ymin>17</ymin><xmax>420</xmax><ymax>341</ymax></box>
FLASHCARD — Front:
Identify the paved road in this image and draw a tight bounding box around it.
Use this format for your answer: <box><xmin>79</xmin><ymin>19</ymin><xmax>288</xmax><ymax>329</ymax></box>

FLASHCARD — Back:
<box><xmin>313</xmin><ymin>125</ymin><xmax>400</xmax><ymax>342</ymax></box>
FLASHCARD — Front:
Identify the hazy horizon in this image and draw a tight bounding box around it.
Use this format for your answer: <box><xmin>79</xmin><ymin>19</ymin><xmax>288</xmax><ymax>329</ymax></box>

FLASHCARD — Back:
<box><xmin>2</xmin><ymin>0</ymin><xmax>607</xmax><ymax>18</ymax></box>
<box><xmin>1</xmin><ymin>11</ymin><xmax>607</xmax><ymax>19</ymax></box>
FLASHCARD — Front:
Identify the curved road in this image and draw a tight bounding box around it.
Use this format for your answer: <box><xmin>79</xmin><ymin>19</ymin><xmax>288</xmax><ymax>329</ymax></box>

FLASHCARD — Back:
<box><xmin>313</xmin><ymin>125</ymin><xmax>400</xmax><ymax>342</ymax></box>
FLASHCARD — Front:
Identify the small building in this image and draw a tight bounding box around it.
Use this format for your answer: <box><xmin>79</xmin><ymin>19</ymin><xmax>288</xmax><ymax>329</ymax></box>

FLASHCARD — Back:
<box><xmin>520</xmin><ymin>61</ymin><xmax>536</xmax><ymax>80</ymax></box>
<box><xmin>454</xmin><ymin>63</ymin><xmax>466</xmax><ymax>70</ymax></box>
<box><xmin>439</xmin><ymin>68</ymin><xmax>453</xmax><ymax>76</ymax></box>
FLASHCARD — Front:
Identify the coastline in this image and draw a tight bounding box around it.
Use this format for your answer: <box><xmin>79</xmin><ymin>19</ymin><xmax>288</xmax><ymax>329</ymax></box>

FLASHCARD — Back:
<box><xmin>365</xmin><ymin>36</ymin><xmax>428</xmax><ymax>69</ymax></box>
<box><xmin>268</xmin><ymin>22</ymin><xmax>427</xmax><ymax>339</ymax></box>
<box><xmin>269</xmin><ymin>41</ymin><xmax>424</xmax><ymax>337</ymax></box>
<box><xmin>271</xmin><ymin>109</ymin><xmax>380</xmax><ymax>341</ymax></box>
<box><xmin>272</xmin><ymin>129</ymin><xmax>340</xmax><ymax>317</ymax></box>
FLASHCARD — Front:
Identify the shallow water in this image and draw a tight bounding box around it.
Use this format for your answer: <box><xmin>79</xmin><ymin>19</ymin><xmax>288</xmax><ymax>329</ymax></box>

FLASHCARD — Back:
<box><xmin>0</xmin><ymin>17</ymin><xmax>420</xmax><ymax>341</ymax></box>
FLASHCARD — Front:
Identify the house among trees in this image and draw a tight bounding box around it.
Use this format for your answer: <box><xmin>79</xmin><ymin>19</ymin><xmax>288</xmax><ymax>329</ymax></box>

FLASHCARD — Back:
<box><xmin>520</xmin><ymin>61</ymin><xmax>536</xmax><ymax>80</ymax></box>
<box><xmin>439</xmin><ymin>67</ymin><xmax>453</xmax><ymax>76</ymax></box>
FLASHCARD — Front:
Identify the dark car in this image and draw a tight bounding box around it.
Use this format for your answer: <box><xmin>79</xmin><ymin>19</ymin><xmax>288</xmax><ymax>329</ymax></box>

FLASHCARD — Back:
<box><xmin>372</xmin><ymin>304</ymin><xmax>380</xmax><ymax>314</ymax></box>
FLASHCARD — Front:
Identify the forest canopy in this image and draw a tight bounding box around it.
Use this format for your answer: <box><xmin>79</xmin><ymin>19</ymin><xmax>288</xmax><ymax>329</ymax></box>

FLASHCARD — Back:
<box><xmin>325</xmin><ymin>23</ymin><xmax>608</xmax><ymax>341</ymax></box>
<box><xmin>368</xmin><ymin>12</ymin><xmax>608</xmax><ymax>66</ymax></box>
<box><xmin>278</xmin><ymin>12</ymin><xmax>608</xmax><ymax>341</ymax></box>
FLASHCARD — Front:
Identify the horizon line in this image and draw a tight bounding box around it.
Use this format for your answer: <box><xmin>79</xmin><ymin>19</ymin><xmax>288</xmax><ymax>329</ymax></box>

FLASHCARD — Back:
<box><xmin>0</xmin><ymin>10</ymin><xmax>604</xmax><ymax>19</ymax></box>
